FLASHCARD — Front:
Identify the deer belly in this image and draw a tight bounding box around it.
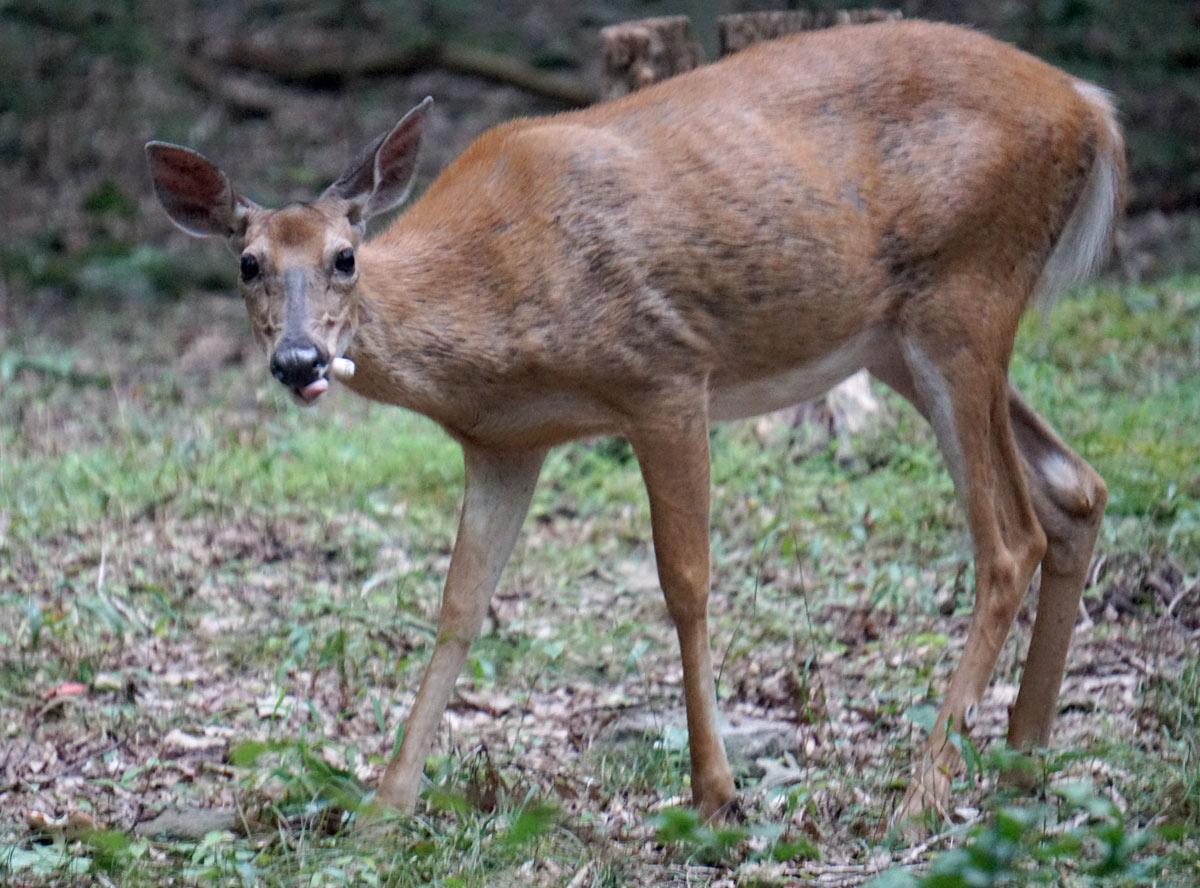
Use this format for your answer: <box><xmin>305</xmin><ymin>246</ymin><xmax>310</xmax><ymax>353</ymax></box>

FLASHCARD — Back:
<box><xmin>708</xmin><ymin>327</ymin><xmax>882</xmax><ymax>421</ymax></box>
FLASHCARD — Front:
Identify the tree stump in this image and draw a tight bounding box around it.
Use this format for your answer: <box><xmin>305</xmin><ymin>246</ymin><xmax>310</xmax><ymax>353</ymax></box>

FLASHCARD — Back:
<box><xmin>717</xmin><ymin>9</ymin><xmax>902</xmax><ymax>56</ymax></box>
<box><xmin>600</xmin><ymin>16</ymin><xmax>703</xmax><ymax>99</ymax></box>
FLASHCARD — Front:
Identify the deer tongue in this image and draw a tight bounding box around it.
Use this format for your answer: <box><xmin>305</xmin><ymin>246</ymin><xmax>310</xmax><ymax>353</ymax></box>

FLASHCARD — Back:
<box><xmin>297</xmin><ymin>377</ymin><xmax>329</xmax><ymax>404</ymax></box>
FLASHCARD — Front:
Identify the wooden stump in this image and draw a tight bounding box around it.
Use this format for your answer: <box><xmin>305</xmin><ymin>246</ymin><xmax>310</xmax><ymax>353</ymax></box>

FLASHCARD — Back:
<box><xmin>717</xmin><ymin>9</ymin><xmax>902</xmax><ymax>56</ymax></box>
<box><xmin>600</xmin><ymin>15</ymin><xmax>703</xmax><ymax>99</ymax></box>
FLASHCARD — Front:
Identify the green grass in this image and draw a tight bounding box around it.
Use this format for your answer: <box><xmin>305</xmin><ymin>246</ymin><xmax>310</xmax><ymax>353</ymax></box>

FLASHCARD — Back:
<box><xmin>1</xmin><ymin>276</ymin><xmax>1198</xmax><ymax>885</ymax></box>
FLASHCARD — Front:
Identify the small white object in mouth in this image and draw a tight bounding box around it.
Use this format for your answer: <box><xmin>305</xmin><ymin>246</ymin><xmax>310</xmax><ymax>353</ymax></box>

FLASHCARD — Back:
<box><xmin>330</xmin><ymin>356</ymin><xmax>356</xmax><ymax>381</ymax></box>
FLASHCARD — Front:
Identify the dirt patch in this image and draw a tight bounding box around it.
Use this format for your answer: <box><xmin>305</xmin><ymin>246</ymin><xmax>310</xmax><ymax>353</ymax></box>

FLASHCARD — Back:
<box><xmin>3</xmin><ymin>523</ymin><xmax>1192</xmax><ymax>841</ymax></box>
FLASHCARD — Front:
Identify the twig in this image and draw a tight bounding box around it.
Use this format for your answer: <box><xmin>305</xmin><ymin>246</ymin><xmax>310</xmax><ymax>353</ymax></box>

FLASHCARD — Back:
<box><xmin>1165</xmin><ymin>577</ymin><xmax>1197</xmax><ymax>618</ymax></box>
<box><xmin>1120</xmin><ymin>652</ymin><xmax>1154</xmax><ymax>676</ymax></box>
<box><xmin>1076</xmin><ymin>596</ymin><xmax>1093</xmax><ymax>629</ymax></box>
<box><xmin>565</xmin><ymin>862</ymin><xmax>592</xmax><ymax>888</ymax></box>
<box><xmin>897</xmin><ymin>818</ymin><xmax>969</xmax><ymax>865</ymax></box>
<box><xmin>1086</xmin><ymin>552</ymin><xmax>1108</xmax><ymax>588</ymax></box>
<box><xmin>96</xmin><ymin>543</ymin><xmax>106</xmax><ymax>594</ymax></box>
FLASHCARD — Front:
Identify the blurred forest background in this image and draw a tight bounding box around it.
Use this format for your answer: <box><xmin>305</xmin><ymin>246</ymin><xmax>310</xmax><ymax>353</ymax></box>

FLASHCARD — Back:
<box><xmin>0</xmin><ymin>0</ymin><xmax>1197</xmax><ymax>328</ymax></box>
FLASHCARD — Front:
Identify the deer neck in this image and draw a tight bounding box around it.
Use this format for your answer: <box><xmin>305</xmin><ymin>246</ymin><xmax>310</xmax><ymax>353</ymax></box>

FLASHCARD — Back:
<box><xmin>341</xmin><ymin>230</ymin><xmax>500</xmax><ymax>435</ymax></box>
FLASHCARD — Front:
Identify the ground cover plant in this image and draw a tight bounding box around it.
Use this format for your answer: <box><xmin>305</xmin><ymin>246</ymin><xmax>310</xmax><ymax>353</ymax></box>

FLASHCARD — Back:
<box><xmin>1</xmin><ymin>272</ymin><xmax>1197</xmax><ymax>885</ymax></box>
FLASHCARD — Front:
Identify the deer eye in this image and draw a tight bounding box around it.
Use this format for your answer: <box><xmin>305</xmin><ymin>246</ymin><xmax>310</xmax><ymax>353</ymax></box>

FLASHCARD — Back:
<box><xmin>334</xmin><ymin>248</ymin><xmax>355</xmax><ymax>275</ymax></box>
<box><xmin>240</xmin><ymin>253</ymin><xmax>260</xmax><ymax>282</ymax></box>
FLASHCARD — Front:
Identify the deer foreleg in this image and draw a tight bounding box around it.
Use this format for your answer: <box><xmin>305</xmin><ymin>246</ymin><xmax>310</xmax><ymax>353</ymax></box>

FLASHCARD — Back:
<box><xmin>376</xmin><ymin>445</ymin><xmax>544</xmax><ymax>811</ymax></box>
<box><xmin>629</xmin><ymin>403</ymin><xmax>737</xmax><ymax>821</ymax></box>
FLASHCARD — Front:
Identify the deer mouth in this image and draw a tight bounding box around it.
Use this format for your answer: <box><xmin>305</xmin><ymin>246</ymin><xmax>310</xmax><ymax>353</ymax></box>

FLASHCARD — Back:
<box><xmin>286</xmin><ymin>356</ymin><xmax>355</xmax><ymax>406</ymax></box>
<box><xmin>269</xmin><ymin>340</ymin><xmax>330</xmax><ymax>406</ymax></box>
<box><xmin>293</xmin><ymin>376</ymin><xmax>330</xmax><ymax>405</ymax></box>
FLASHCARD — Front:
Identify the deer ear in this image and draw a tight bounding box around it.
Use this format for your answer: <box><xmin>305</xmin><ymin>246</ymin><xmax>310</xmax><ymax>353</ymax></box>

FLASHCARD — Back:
<box><xmin>324</xmin><ymin>96</ymin><xmax>431</xmax><ymax>223</ymax></box>
<box><xmin>145</xmin><ymin>142</ymin><xmax>256</xmax><ymax>238</ymax></box>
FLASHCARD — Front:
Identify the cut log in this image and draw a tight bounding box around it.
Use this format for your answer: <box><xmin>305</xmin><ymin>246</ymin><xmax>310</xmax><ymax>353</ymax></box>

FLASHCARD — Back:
<box><xmin>718</xmin><ymin>9</ymin><xmax>903</xmax><ymax>55</ymax></box>
<box><xmin>134</xmin><ymin>806</ymin><xmax>243</xmax><ymax>839</ymax></box>
<box><xmin>600</xmin><ymin>16</ymin><xmax>702</xmax><ymax>99</ymax></box>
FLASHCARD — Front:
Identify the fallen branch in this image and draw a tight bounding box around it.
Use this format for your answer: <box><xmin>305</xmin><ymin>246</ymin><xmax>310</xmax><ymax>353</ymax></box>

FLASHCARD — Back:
<box><xmin>176</xmin><ymin>53</ymin><xmax>280</xmax><ymax>119</ymax></box>
<box><xmin>228</xmin><ymin>39</ymin><xmax>598</xmax><ymax>107</ymax></box>
<box><xmin>134</xmin><ymin>806</ymin><xmax>242</xmax><ymax>840</ymax></box>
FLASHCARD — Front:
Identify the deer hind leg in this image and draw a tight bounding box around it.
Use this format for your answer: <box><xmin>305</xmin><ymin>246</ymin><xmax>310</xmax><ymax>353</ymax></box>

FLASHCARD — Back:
<box><xmin>872</xmin><ymin>324</ymin><xmax>1047</xmax><ymax>823</ymax></box>
<box><xmin>1005</xmin><ymin>386</ymin><xmax>1106</xmax><ymax>750</ymax></box>
<box><xmin>627</xmin><ymin>402</ymin><xmax>737</xmax><ymax>822</ymax></box>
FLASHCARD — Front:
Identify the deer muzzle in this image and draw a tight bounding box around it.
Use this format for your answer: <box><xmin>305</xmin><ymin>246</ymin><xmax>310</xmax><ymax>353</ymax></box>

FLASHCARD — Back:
<box><xmin>269</xmin><ymin>269</ymin><xmax>331</xmax><ymax>404</ymax></box>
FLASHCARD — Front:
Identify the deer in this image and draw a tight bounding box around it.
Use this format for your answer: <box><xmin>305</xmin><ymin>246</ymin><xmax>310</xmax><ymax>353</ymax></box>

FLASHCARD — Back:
<box><xmin>146</xmin><ymin>19</ymin><xmax>1124</xmax><ymax>826</ymax></box>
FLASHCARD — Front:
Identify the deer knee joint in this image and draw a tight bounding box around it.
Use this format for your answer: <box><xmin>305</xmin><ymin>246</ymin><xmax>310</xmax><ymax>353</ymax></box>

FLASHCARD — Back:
<box><xmin>658</xmin><ymin>561</ymin><xmax>710</xmax><ymax>621</ymax></box>
<box><xmin>1040</xmin><ymin>453</ymin><xmax>1107</xmax><ymax>522</ymax></box>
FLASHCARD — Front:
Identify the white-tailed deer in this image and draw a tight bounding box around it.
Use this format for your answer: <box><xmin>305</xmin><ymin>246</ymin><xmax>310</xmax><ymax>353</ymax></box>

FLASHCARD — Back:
<box><xmin>147</xmin><ymin>20</ymin><xmax>1123</xmax><ymax>824</ymax></box>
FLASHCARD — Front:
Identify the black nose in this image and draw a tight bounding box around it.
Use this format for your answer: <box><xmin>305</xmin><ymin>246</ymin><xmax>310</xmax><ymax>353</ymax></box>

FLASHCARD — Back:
<box><xmin>270</xmin><ymin>341</ymin><xmax>328</xmax><ymax>390</ymax></box>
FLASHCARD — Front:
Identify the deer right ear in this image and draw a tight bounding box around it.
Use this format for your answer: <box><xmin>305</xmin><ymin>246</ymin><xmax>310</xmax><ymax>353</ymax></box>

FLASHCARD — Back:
<box><xmin>145</xmin><ymin>141</ymin><xmax>255</xmax><ymax>238</ymax></box>
<box><xmin>323</xmin><ymin>96</ymin><xmax>432</xmax><ymax>223</ymax></box>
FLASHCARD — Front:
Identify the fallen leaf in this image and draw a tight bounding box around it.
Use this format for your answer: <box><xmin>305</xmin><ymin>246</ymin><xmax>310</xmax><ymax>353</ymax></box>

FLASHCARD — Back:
<box><xmin>41</xmin><ymin>682</ymin><xmax>87</xmax><ymax>701</ymax></box>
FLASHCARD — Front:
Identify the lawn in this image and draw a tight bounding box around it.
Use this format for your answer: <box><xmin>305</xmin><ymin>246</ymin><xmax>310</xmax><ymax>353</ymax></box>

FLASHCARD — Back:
<box><xmin>1</xmin><ymin>276</ymin><xmax>1197</xmax><ymax>885</ymax></box>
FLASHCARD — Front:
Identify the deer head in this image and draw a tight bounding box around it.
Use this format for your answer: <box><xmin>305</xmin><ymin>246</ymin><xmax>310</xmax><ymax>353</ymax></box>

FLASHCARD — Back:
<box><xmin>145</xmin><ymin>98</ymin><xmax>431</xmax><ymax>404</ymax></box>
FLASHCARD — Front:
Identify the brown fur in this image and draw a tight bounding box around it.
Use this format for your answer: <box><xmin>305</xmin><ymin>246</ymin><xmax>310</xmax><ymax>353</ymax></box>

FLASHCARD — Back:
<box><xmin>148</xmin><ymin>20</ymin><xmax>1124</xmax><ymax>826</ymax></box>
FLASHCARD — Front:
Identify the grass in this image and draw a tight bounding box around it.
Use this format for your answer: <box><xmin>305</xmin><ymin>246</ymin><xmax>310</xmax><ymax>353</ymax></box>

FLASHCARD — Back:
<box><xmin>1</xmin><ymin>276</ymin><xmax>1198</xmax><ymax>885</ymax></box>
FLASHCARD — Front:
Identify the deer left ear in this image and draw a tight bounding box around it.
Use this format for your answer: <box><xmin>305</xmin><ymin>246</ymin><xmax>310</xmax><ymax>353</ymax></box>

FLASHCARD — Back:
<box><xmin>145</xmin><ymin>142</ymin><xmax>257</xmax><ymax>238</ymax></box>
<box><xmin>324</xmin><ymin>96</ymin><xmax>432</xmax><ymax>224</ymax></box>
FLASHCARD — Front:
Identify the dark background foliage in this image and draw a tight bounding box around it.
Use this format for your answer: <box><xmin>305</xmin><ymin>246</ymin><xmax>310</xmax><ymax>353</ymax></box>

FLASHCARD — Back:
<box><xmin>0</xmin><ymin>0</ymin><xmax>1196</xmax><ymax>326</ymax></box>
